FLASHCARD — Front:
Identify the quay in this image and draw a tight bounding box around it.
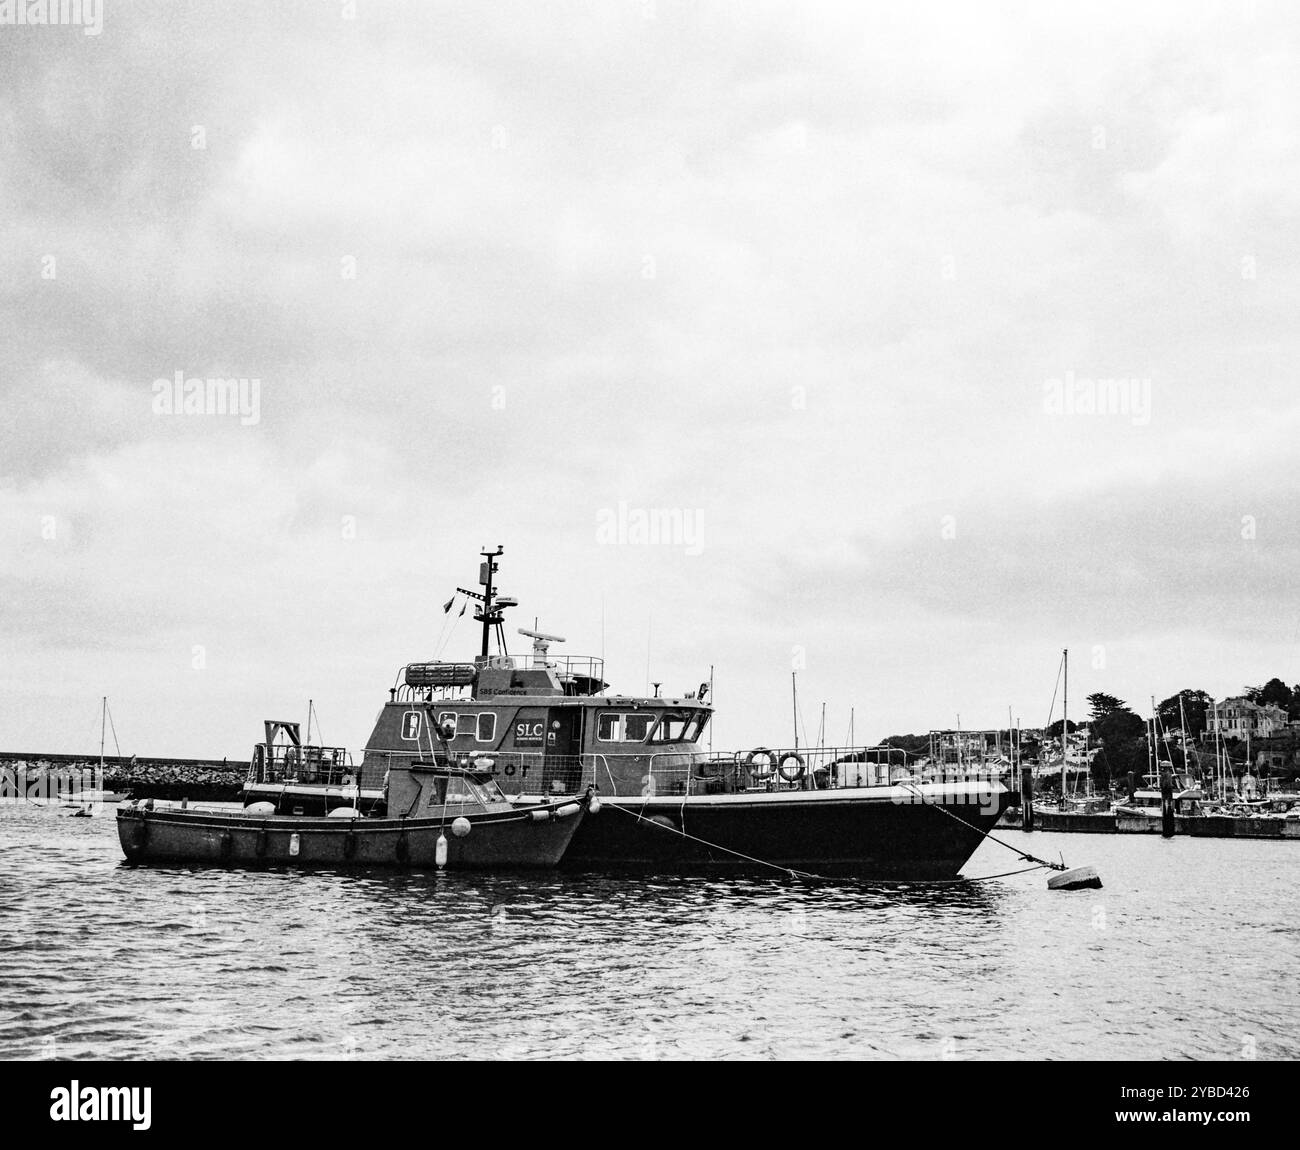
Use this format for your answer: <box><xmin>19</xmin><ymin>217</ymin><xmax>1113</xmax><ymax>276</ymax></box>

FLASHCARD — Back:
<box><xmin>1000</xmin><ymin>808</ymin><xmax>1300</xmax><ymax>839</ymax></box>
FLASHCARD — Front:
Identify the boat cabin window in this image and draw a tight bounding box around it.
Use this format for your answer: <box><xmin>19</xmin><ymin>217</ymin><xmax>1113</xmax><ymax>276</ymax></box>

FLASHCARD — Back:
<box><xmin>597</xmin><ymin>712</ymin><xmax>654</xmax><ymax>742</ymax></box>
<box><xmin>455</xmin><ymin>714</ymin><xmax>478</xmax><ymax>737</ymax></box>
<box><xmin>428</xmin><ymin>774</ymin><xmax>504</xmax><ymax>806</ymax></box>
<box><xmin>650</xmin><ymin>710</ymin><xmax>708</xmax><ymax>743</ymax></box>
<box><xmin>435</xmin><ymin>711</ymin><xmax>498</xmax><ymax>743</ymax></box>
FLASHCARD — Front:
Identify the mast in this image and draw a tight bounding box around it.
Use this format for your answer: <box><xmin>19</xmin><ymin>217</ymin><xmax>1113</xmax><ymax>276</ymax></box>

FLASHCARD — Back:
<box><xmin>791</xmin><ymin>672</ymin><xmax>799</xmax><ymax>751</ymax></box>
<box><xmin>1178</xmin><ymin>692</ymin><xmax>1190</xmax><ymax>789</ymax></box>
<box><xmin>708</xmin><ymin>664</ymin><xmax>714</xmax><ymax>755</ymax></box>
<box><xmin>1061</xmin><ymin>648</ymin><xmax>1068</xmax><ymax>802</ymax></box>
<box><xmin>99</xmin><ymin>696</ymin><xmax>106</xmax><ymax>772</ymax></box>
<box><xmin>478</xmin><ymin>546</ymin><xmax>502</xmax><ymax>657</ymax></box>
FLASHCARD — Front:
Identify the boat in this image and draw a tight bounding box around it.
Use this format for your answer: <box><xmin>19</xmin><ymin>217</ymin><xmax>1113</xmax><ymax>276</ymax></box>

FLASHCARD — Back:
<box><xmin>241</xmin><ymin>718</ymin><xmax>386</xmax><ymax>816</ymax></box>
<box><xmin>55</xmin><ymin>697</ymin><xmax>133</xmax><ymax>810</ymax></box>
<box><xmin>354</xmin><ymin>547</ymin><xmax>1015</xmax><ymax>878</ymax></box>
<box><xmin>117</xmin><ymin>751</ymin><xmax>592</xmax><ymax>869</ymax></box>
<box><xmin>1113</xmin><ymin>767</ymin><xmax>1204</xmax><ymax>821</ymax></box>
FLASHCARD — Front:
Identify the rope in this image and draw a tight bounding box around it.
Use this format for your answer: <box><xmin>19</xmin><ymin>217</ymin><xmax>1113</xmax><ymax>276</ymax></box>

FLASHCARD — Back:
<box><xmin>895</xmin><ymin>782</ymin><xmax>1068</xmax><ymax>871</ymax></box>
<box><xmin>105</xmin><ymin>701</ymin><xmax>122</xmax><ymax>760</ymax></box>
<box><xmin>605</xmin><ymin>799</ymin><xmax>1058</xmax><ymax>886</ymax></box>
<box><xmin>606</xmin><ymin>802</ymin><xmax>818</xmax><ymax>879</ymax></box>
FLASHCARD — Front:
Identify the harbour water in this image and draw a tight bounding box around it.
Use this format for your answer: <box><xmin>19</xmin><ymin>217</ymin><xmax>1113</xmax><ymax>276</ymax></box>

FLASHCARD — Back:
<box><xmin>1</xmin><ymin>803</ymin><xmax>1295</xmax><ymax>1061</ymax></box>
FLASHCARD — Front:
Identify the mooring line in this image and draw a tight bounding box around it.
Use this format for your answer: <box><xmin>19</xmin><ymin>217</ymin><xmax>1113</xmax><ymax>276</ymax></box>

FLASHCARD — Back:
<box><xmin>895</xmin><ymin>782</ymin><xmax>1069</xmax><ymax>873</ymax></box>
<box><xmin>604</xmin><ymin>800</ymin><xmax>1051</xmax><ymax>887</ymax></box>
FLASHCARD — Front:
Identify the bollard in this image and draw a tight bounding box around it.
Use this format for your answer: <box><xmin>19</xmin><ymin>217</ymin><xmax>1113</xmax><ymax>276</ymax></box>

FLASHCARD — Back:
<box><xmin>1160</xmin><ymin>769</ymin><xmax>1175</xmax><ymax>838</ymax></box>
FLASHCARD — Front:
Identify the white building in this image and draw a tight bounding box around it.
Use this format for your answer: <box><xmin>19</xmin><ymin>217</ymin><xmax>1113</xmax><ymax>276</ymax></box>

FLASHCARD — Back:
<box><xmin>1207</xmin><ymin>697</ymin><xmax>1288</xmax><ymax>739</ymax></box>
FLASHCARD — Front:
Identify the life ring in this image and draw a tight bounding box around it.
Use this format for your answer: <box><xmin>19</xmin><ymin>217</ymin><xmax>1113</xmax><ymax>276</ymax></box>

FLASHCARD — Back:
<box><xmin>778</xmin><ymin>752</ymin><xmax>806</xmax><ymax>784</ymax></box>
<box><xmin>745</xmin><ymin>748</ymin><xmax>776</xmax><ymax>779</ymax></box>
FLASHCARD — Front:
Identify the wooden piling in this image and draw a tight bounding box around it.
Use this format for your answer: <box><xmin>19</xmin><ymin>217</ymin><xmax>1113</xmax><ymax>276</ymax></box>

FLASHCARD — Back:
<box><xmin>1160</xmin><ymin>768</ymin><xmax>1175</xmax><ymax>838</ymax></box>
<box><xmin>1021</xmin><ymin>763</ymin><xmax>1035</xmax><ymax>832</ymax></box>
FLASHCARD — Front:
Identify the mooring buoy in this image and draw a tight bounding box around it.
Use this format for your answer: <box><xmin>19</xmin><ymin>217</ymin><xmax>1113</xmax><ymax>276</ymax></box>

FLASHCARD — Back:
<box><xmin>1047</xmin><ymin>863</ymin><xmax>1102</xmax><ymax>890</ymax></box>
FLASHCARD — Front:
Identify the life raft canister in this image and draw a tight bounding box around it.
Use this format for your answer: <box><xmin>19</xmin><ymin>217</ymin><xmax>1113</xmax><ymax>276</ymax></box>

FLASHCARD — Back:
<box><xmin>745</xmin><ymin>748</ymin><xmax>776</xmax><ymax>779</ymax></box>
<box><xmin>778</xmin><ymin>752</ymin><xmax>806</xmax><ymax>784</ymax></box>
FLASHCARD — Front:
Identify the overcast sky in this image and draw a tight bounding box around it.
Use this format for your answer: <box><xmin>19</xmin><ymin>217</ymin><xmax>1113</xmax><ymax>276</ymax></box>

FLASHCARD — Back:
<box><xmin>2</xmin><ymin>1</ymin><xmax>1298</xmax><ymax>759</ymax></box>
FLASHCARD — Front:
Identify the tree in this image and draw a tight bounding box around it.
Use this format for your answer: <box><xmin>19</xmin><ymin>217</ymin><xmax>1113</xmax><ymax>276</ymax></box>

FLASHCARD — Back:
<box><xmin>1089</xmin><ymin>705</ymin><xmax>1147</xmax><ymax>784</ymax></box>
<box><xmin>1087</xmin><ymin>692</ymin><xmax>1125</xmax><ymax>721</ymax></box>
<box><xmin>1156</xmin><ymin>689</ymin><xmax>1213</xmax><ymax>739</ymax></box>
<box><xmin>1045</xmin><ymin>719</ymin><xmax>1080</xmax><ymax>738</ymax></box>
<box><xmin>1245</xmin><ymin>678</ymin><xmax>1293</xmax><ymax>709</ymax></box>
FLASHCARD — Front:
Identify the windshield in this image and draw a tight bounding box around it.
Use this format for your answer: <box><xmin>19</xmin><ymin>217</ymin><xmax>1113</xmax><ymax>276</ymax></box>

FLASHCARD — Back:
<box><xmin>649</xmin><ymin>710</ymin><xmax>709</xmax><ymax>744</ymax></box>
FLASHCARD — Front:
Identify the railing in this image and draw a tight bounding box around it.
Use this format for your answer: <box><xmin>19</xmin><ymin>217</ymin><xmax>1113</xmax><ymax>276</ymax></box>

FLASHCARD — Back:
<box><xmin>638</xmin><ymin>746</ymin><xmax>1013</xmax><ymax>798</ymax></box>
<box><xmin>363</xmin><ymin>749</ymin><xmax>599</xmax><ymax>798</ymax></box>
<box><xmin>391</xmin><ymin>654</ymin><xmax>607</xmax><ymax>702</ymax></box>
<box><xmin>483</xmin><ymin>654</ymin><xmax>605</xmax><ymax>681</ymax></box>
<box><xmin>353</xmin><ymin>745</ymin><xmax>1014</xmax><ymax>801</ymax></box>
<box><xmin>245</xmin><ymin>744</ymin><xmax>378</xmax><ymax>789</ymax></box>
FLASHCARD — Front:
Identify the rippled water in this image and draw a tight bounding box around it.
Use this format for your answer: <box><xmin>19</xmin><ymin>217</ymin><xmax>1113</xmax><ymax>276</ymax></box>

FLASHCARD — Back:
<box><xmin>1</xmin><ymin>803</ymin><xmax>1296</xmax><ymax>1060</ymax></box>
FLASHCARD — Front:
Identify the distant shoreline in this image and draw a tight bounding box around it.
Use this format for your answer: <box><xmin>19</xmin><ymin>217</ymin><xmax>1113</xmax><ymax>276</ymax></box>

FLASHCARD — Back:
<box><xmin>0</xmin><ymin>751</ymin><xmax>244</xmax><ymax>801</ymax></box>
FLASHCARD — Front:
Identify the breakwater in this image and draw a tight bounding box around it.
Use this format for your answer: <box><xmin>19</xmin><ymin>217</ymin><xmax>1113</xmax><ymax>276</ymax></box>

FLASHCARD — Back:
<box><xmin>1001</xmin><ymin>808</ymin><xmax>1300</xmax><ymax>839</ymax></box>
<box><xmin>0</xmin><ymin>751</ymin><xmax>244</xmax><ymax>801</ymax></box>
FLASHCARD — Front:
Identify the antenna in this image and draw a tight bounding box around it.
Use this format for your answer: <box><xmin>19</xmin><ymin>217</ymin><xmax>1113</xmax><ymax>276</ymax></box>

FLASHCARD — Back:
<box><xmin>517</xmin><ymin>628</ymin><xmax>565</xmax><ymax>643</ymax></box>
<box><xmin>518</xmin><ymin>627</ymin><xmax>565</xmax><ymax>669</ymax></box>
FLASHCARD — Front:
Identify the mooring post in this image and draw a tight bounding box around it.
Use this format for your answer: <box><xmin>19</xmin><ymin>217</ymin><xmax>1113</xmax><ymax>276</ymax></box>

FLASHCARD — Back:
<box><xmin>1021</xmin><ymin>762</ymin><xmax>1035</xmax><ymax>832</ymax></box>
<box><xmin>1160</xmin><ymin>767</ymin><xmax>1175</xmax><ymax>838</ymax></box>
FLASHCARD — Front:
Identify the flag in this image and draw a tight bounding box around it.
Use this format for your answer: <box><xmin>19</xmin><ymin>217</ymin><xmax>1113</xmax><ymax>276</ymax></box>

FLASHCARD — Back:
<box><xmin>458</xmin><ymin>601</ymin><xmax>467</xmax><ymax>617</ymax></box>
<box><xmin>442</xmin><ymin>596</ymin><xmax>455</xmax><ymax>614</ymax></box>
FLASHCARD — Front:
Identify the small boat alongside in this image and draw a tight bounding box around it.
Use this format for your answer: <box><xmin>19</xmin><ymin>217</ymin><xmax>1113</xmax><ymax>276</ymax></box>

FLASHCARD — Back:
<box><xmin>241</xmin><ymin>719</ymin><xmax>385</xmax><ymax>816</ymax></box>
<box><xmin>117</xmin><ymin>754</ymin><xmax>591</xmax><ymax>869</ymax></box>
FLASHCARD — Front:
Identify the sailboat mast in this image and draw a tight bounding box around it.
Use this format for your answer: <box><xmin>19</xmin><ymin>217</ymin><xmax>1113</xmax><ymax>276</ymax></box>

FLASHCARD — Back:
<box><xmin>1178</xmin><ymin>693</ymin><xmax>1190</xmax><ymax>788</ymax></box>
<box><xmin>791</xmin><ymin>672</ymin><xmax>799</xmax><ymax>751</ymax></box>
<box><xmin>100</xmin><ymin>696</ymin><xmax>106</xmax><ymax>771</ymax></box>
<box><xmin>1061</xmin><ymin>648</ymin><xmax>1068</xmax><ymax>800</ymax></box>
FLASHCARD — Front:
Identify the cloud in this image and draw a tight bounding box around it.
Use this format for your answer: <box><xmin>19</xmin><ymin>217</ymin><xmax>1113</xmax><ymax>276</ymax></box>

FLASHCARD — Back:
<box><xmin>2</xmin><ymin>1</ymin><xmax>1298</xmax><ymax>754</ymax></box>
